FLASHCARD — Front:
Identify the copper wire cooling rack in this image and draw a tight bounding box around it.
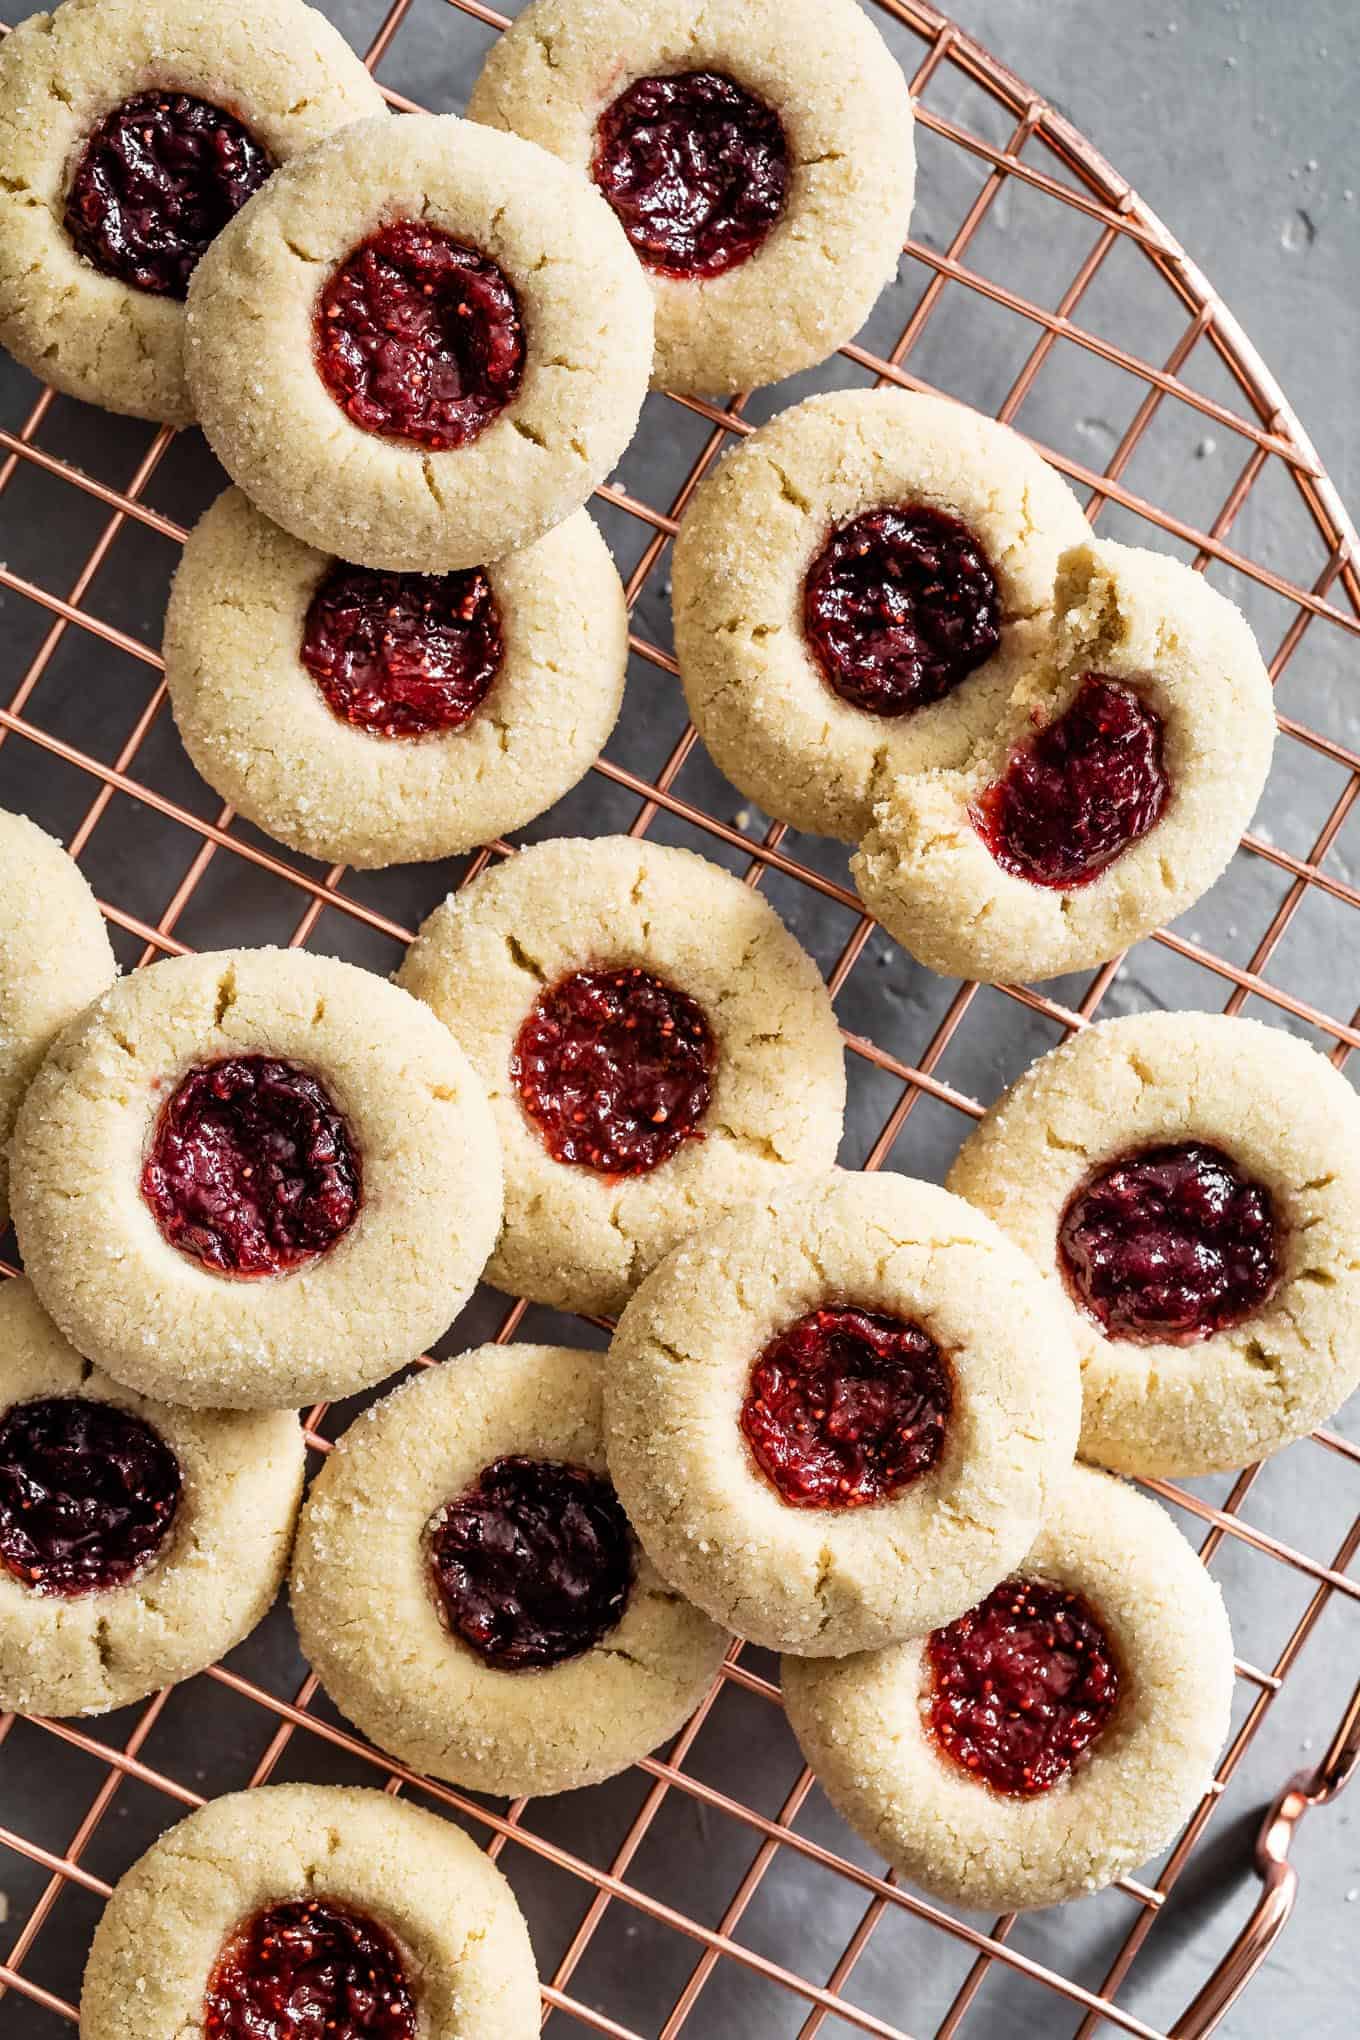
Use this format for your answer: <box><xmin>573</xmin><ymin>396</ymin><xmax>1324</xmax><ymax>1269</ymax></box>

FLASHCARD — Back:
<box><xmin>1</xmin><ymin>0</ymin><xmax>1358</xmax><ymax>2033</ymax></box>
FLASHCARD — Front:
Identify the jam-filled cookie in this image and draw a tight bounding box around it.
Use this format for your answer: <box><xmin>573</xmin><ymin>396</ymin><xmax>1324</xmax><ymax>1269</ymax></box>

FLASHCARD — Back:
<box><xmin>854</xmin><ymin>538</ymin><xmax>1276</xmax><ymax>983</ymax></box>
<box><xmin>0</xmin><ymin>806</ymin><xmax>116</xmax><ymax>1228</ymax></box>
<box><xmin>604</xmin><ymin>1171</ymin><xmax>1080</xmax><ymax>1656</ymax></box>
<box><xmin>79</xmin><ymin>1784</ymin><xmax>540</xmax><ymax>2039</ymax></box>
<box><xmin>784</xmin><ymin>1463</ymin><xmax>1234</xmax><ymax>1911</ymax></box>
<box><xmin>397</xmin><ymin>836</ymin><xmax>845</xmax><ymax>1317</ymax></box>
<box><xmin>948</xmin><ymin>1011</ymin><xmax>1360</xmax><ymax>1475</ymax></box>
<box><xmin>186</xmin><ymin>113</ymin><xmax>653</xmax><ymax>573</ymax></box>
<box><xmin>164</xmin><ymin>490</ymin><xmax>628</xmax><ymax>868</ymax></box>
<box><xmin>10</xmin><ymin>948</ymin><xmax>501</xmax><ymax>1411</ymax></box>
<box><xmin>673</xmin><ymin>389</ymin><xmax>1090</xmax><ymax>841</ymax></box>
<box><xmin>0</xmin><ymin>0</ymin><xmax>384</xmax><ymax>423</ymax></box>
<box><xmin>0</xmin><ymin>1276</ymin><xmax>303</xmax><ymax>1717</ymax></box>
<box><xmin>467</xmin><ymin>0</ymin><xmax>914</xmax><ymax>396</ymax></box>
<box><xmin>292</xmin><ymin>1343</ymin><xmax>728</xmax><ymax>1797</ymax></box>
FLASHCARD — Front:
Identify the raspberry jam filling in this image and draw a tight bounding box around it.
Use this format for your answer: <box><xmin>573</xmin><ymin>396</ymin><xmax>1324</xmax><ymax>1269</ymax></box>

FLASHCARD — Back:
<box><xmin>204</xmin><ymin>1898</ymin><xmax>416</xmax><ymax>2040</ymax></box>
<box><xmin>592</xmin><ymin>69</ymin><xmax>789</xmax><ymax>278</ymax></box>
<box><xmin>741</xmin><ymin>1305</ymin><xmax>953</xmax><ymax>1509</ymax></box>
<box><xmin>142</xmin><ymin>1056</ymin><xmax>361</xmax><ymax>1277</ymax></box>
<box><xmin>803</xmin><ymin>506</ymin><xmax>1002</xmax><ymax>718</ymax></box>
<box><xmin>511</xmin><ymin>966</ymin><xmax>714</xmax><ymax>1176</ymax></box>
<box><xmin>428</xmin><ymin>1455</ymin><xmax>634</xmax><ymax>1671</ymax></box>
<box><xmin>64</xmin><ymin>90</ymin><xmax>273</xmax><ymax>300</ymax></box>
<box><xmin>972</xmin><ymin>672</ymin><xmax>1169</xmax><ymax>888</ymax></box>
<box><xmin>927</xmin><ymin>1577</ymin><xmax>1120</xmax><ymax>1797</ymax></box>
<box><xmin>315</xmin><ymin>222</ymin><xmax>525</xmax><ymax>449</ymax></box>
<box><xmin>1059</xmin><ymin>1140</ymin><xmax>1280</xmax><ymax>1344</ymax></box>
<box><xmin>0</xmin><ymin>1396</ymin><xmax>180</xmax><ymax>1596</ymax></box>
<box><xmin>300</xmin><ymin>562</ymin><xmax>503</xmax><ymax>739</ymax></box>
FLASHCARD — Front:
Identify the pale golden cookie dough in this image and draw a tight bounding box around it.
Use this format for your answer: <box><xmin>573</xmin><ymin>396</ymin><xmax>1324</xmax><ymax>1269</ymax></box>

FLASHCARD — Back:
<box><xmin>79</xmin><ymin>1784</ymin><xmax>540</xmax><ymax>2039</ymax></box>
<box><xmin>853</xmin><ymin>538</ymin><xmax>1276</xmax><ymax>983</ymax></box>
<box><xmin>397</xmin><ymin>836</ymin><xmax>846</xmax><ymax>1318</ymax></box>
<box><xmin>0</xmin><ymin>1276</ymin><xmax>303</xmax><ymax>1717</ymax></box>
<box><xmin>186</xmin><ymin>112</ymin><xmax>654</xmax><ymax>572</ymax></box>
<box><xmin>947</xmin><ymin>1010</ymin><xmax>1360</xmax><ymax>1476</ymax></box>
<box><xmin>0</xmin><ymin>0</ymin><xmax>385</xmax><ymax>423</ymax></box>
<box><xmin>467</xmin><ymin>0</ymin><xmax>915</xmax><ymax>395</ymax></box>
<box><xmin>292</xmin><ymin>1343</ymin><xmax>729</xmax><ymax>1797</ymax></box>
<box><xmin>10</xmin><ymin>948</ymin><xmax>502</xmax><ymax>1411</ymax></box>
<box><xmin>672</xmin><ymin>389</ymin><xmax>1090</xmax><ymax>841</ymax></box>
<box><xmin>784</xmin><ymin>1464</ymin><xmax>1234</xmax><ymax>1912</ymax></box>
<box><xmin>604</xmin><ymin>1171</ymin><xmax>1081</xmax><ymax>1656</ymax></box>
<box><xmin>163</xmin><ymin>489</ymin><xmax>628</xmax><ymax>869</ymax></box>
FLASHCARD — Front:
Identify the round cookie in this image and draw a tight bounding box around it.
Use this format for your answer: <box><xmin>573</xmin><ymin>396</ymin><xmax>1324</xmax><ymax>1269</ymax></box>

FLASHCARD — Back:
<box><xmin>292</xmin><ymin>1342</ymin><xmax>729</xmax><ymax>1797</ymax></box>
<box><xmin>0</xmin><ymin>1275</ymin><xmax>303</xmax><ymax>1717</ymax></box>
<box><xmin>185</xmin><ymin>112</ymin><xmax>654</xmax><ymax>572</ymax></box>
<box><xmin>853</xmin><ymin>537</ymin><xmax>1276</xmax><ymax>983</ymax></box>
<box><xmin>163</xmin><ymin>490</ymin><xmax>628</xmax><ymax>868</ymax></box>
<box><xmin>397</xmin><ymin>836</ymin><xmax>846</xmax><ymax>1318</ymax></box>
<box><xmin>0</xmin><ymin>806</ymin><xmax>116</xmax><ymax>1227</ymax></box>
<box><xmin>604</xmin><ymin>1170</ymin><xmax>1081</xmax><ymax>1656</ymax></box>
<box><xmin>467</xmin><ymin>0</ymin><xmax>915</xmax><ymax>396</ymax></box>
<box><xmin>79</xmin><ymin>1783</ymin><xmax>540</xmax><ymax>2038</ymax></box>
<box><xmin>784</xmin><ymin>1464</ymin><xmax>1234</xmax><ymax>1911</ymax></box>
<box><xmin>10</xmin><ymin>947</ymin><xmax>502</xmax><ymax>1411</ymax></box>
<box><xmin>947</xmin><ymin>1010</ymin><xmax>1360</xmax><ymax>1476</ymax></box>
<box><xmin>0</xmin><ymin>0</ymin><xmax>385</xmax><ymax>423</ymax></box>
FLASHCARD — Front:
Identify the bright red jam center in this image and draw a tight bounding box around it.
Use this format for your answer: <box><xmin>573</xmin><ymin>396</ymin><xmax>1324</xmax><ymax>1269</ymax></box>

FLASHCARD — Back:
<box><xmin>315</xmin><ymin>222</ymin><xmax>525</xmax><ymax>449</ymax></box>
<box><xmin>300</xmin><ymin>562</ymin><xmax>503</xmax><ymax>739</ymax></box>
<box><xmin>804</xmin><ymin>506</ymin><xmax>1002</xmax><ymax>718</ymax></box>
<box><xmin>511</xmin><ymin>966</ymin><xmax>714</xmax><ymax>1176</ymax></box>
<box><xmin>972</xmin><ymin>672</ymin><xmax>1169</xmax><ymax>888</ymax></box>
<box><xmin>142</xmin><ymin>1056</ymin><xmax>361</xmax><ymax>1277</ymax></box>
<box><xmin>1059</xmin><ymin>1139</ymin><xmax>1280</xmax><ymax>1344</ymax></box>
<box><xmin>64</xmin><ymin>90</ymin><xmax>273</xmax><ymax>299</ymax></box>
<box><xmin>428</xmin><ymin>1455</ymin><xmax>634</xmax><ymax>1671</ymax></box>
<box><xmin>204</xmin><ymin>1898</ymin><xmax>415</xmax><ymax>2040</ymax></box>
<box><xmin>928</xmin><ymin>1577</ymin><xmax>1120</xmax><ymax>1797</ymax></box>
<box><xmin>0</xmin><ymin>1396</ymin><xmax>180</xmax><ymax>1596</ymax></box>
<box><xmin>592</xmin><ymin>69</ymin><xmax>789</xmax><ymax>279</ymax></box>
<box><xmin>741</xmin><ymin>1305</ymin><xmax>953</xmax><ymax>1509</ymax></box>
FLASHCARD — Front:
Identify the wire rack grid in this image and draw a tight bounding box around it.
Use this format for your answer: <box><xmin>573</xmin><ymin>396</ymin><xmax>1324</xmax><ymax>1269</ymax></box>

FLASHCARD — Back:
<box><xmin>0</xmin><ymin>0</ymin><xmax>1356</xmax><ymax>2034</ymax></box>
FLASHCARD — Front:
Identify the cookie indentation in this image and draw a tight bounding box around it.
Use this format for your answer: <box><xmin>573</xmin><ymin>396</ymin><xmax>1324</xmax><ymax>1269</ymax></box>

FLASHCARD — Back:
<box><xmin>300</xmin><ymin>563</ymin><xmax>503</xmax><ymax>739</ymax></box>
<box><xmin>204</xmin><ymin>1897</ymin><xmax>416</xmax><ymax>2039</ymax></box>
<box><xmin>0</xmin><ymin>1395</ymin><xmax>180</xmax><ymax>1596</ymax></box>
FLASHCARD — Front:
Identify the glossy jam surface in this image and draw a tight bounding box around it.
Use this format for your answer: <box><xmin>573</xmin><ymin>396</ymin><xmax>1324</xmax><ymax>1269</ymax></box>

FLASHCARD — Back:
<box><xmin>204</xmin><ymin>1899</ymin><xmax>416</xmax><ymax>2040</ymax></box>
<box><xmin>511</xmin><ymin>966</ymin><xmax>714</xmax><ymax>1176</ymax></box>
<box><xmin>0</xmin><ymin>1396</ymin><xmax>180</xmax><ymax>1596</ymax></box>
<box><xmin>972</xmin><ymin>672</ymin><xmax>1169</xmax><ymax>888</ymax></box>
<box><xmin>1059</xmin><ymin>1140</ymin><xmax>1280</xmax><ymax>1344</ymax></box>
<box><xmin>300</xmin><ymin>563</ymin><xmax>503</xmax><ymax>739</ymax></box>
<box><xmin>592</xmin><ymin>69</ymin><xmax>789</xmax><ymax>278</ymax></box>
<box><xmin>927</xmin><ymin>1577</ymin><xmax>1120</xmax><ymax>1797</ymax></box>
<box><xmin>428</xmin><ymin>1455</ymin><xmax>634</xmax><ymax>1671</ymax></box>
<box><xmin>803</xmin><ymin>506</ymin><xmax>1002</xmax><ymax>718</ymax></box>
<box><xmin>64</xmin><ymin>90</ymin><xmax>272</xmax><ymax>299</ymax></box>
<box><xmin>741</xmin><ymin>1305</ymin><xmax>953</xmax><ymax>1509</ymax></box>
<box><xmin>142</xmin><ymin>1056</ymin><xmax>361</xmax><ymax>1277</ymax></box>
<box><xmin>315</xmin><ymin>223</ymin><xmax>525</xmax><ymax>449</ymax></box>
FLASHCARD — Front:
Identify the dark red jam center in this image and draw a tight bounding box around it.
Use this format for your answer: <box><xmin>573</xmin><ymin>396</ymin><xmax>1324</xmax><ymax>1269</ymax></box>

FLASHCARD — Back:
<box><xmin>300</xmin><ymin>562</ymin><xmax>503</xmax><ymax>739</ymax></box>
<box><xmin>928</xmin><ymin>1577</ymin><xmax>1120</xmax><ymax>1797</ymax></box>
<box><xmin>0</xmin><ymin>1396</ymin><xmax>180</xmax><ymax>1596</ymax></box>
<box><xmin>592</xmin><ymin>69</ymin><xmax>789</xmax><ymax>279</ymax></box>
<box><xmin>204</xmin><ymin>1898</ymin><xmax>415</xmax><ymax>2040</ymax></box>
<box><xmin>741</xmin><ymin>1305</ymin><xmax>953</xmax><ymax>1509</ymax></box>
<box><xmin>64</xmin><ymin>90</ymin><xmax>273</xmax><ymax>300</ymax></box>
<box><xmin>428</xmin><ymin>1455</ymin><xmax>634</xmax><ymax>1672</ymax></box>
<box><xmin>1059</xmin><ymin>1139</ymin><xmax>1280</xmax><ymax>1344</ymax></box>
<box><xmin>804</xmin><ymin>506</ymin><xmax>1002</xmax><ymax>718</ymax></box>
<box><xmin>315</xmin><ymin>222</ymin><xmax>525</xmax><ymax>450</ymax></box>
<box><xmin>141</xmin><ymin>1056</ymin><xmax>361</xmax><ymax>1278</ymax></box>
<box><xmin>972</xmin><ymin>672</ymin><xmax>1169</xmax><ymax>889</ymax></box>
<box><xmin>511</xmin><ymin>966</ymin><xmax>714</xmax><ymax>1176</ymax></box>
